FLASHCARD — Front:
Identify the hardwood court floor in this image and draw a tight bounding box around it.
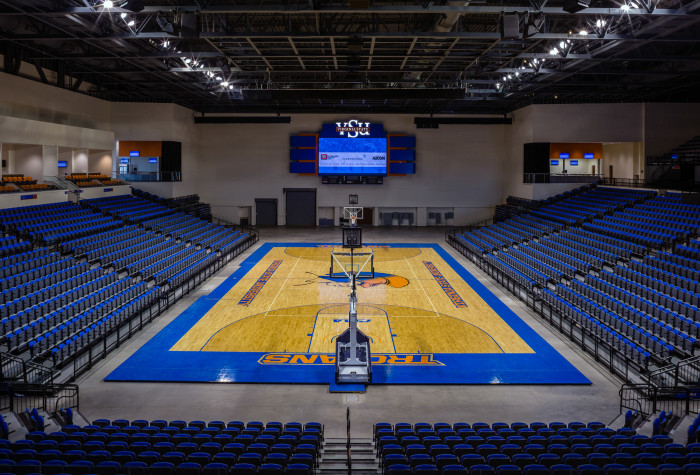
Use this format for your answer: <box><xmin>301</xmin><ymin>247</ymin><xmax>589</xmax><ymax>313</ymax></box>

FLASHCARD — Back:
<box><xmin>107</xmin><ymin>242</ymin><xmax>589</xmax><ymax>385</ymax></box>
<box><xmin>171</xmin><ymin>245</ymin><xmax>531</xmax><ymax>355</ymax></box>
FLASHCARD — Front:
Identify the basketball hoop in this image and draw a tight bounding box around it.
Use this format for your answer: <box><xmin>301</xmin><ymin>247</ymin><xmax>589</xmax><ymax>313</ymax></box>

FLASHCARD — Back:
<box><xmin>343</xmin><ymin>206</ymin><xmax>363</xmax><ymax>227</ymax></box>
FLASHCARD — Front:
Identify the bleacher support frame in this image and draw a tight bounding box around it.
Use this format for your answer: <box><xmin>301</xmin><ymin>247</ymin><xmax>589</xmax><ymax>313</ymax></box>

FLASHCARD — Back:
<box><xmin>0</xmin><ymin>352</ymin><xmax>57</xmax><ymax>385</ymax></box>
<box><xmin>0</xmin><ymin>382</ymin><xmax>79</xmax><ymax>413</ymax></box>
<box><xmin>620</xmin><ymin>383</ymin><xmax>700</xmax><ymax>418</ymax></box>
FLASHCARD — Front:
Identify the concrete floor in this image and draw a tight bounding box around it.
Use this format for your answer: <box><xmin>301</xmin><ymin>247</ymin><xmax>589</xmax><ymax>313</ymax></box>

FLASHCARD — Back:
<box><xmin>74</xmin><ymin>227</ymin><xmax>625</xmax><ymax>438</ymax></box>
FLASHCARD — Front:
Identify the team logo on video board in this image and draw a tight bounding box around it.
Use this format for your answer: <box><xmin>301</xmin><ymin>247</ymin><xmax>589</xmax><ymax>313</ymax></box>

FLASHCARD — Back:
<box><xmin>335</xmin><ymin>119</ymin><xmax>370</xmax><ymax>138</ymax></box>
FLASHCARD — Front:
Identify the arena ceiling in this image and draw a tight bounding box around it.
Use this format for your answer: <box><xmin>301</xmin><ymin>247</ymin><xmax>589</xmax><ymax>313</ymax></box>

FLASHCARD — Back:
<box><xmin>1</xmin><ymin>0</ymin><xmax>699</xmax><ymax>114</ymax></box>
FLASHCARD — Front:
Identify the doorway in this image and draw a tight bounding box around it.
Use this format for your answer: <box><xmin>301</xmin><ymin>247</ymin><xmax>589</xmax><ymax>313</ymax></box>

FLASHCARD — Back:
<box><xmin>284</xmin><ymin>188</ymin><xmax>316</xmax><ymax>227</ymax></box>
<box><xmin>255</xmin><ymin>199</ymin><xmax>278</xmax><ymax>226</ymax></box>
<box><xmin>592</xmin><ymin>165</ymin><xmax>596</xmax><ymax>176</ymax></box>
<box><xmin>609</xmin><ymin>165</ymin><xmax>613</xmax><ymax>179</ymax></box>
<box><xmin>357</xmin><ymin>207</ymin><xmax>373</xmax><ymax>226</ymax></box>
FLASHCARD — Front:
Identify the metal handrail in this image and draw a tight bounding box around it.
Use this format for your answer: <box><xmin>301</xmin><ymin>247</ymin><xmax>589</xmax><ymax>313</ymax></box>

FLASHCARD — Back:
<box><xmin>346</xmin><ymin>406</ymin><xmax>351</xmax><ymax>474</ymax></box>
<box><xmin>620</xmin><ymin>383</ymin><xmax>700</xmax><ymax>417</ymax></box>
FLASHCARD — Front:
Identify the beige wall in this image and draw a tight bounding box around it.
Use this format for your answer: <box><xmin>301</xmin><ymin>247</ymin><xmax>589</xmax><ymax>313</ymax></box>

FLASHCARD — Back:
<box><xmin>603</xmin><ymin>142</ymin><xmax>643</xmax><ymax>179</ymax></box>
<box><xmin>13</xmin><ymin>144</ymin><xmax>43</xmax><ymax>179</ymax></box>
<box><xmin>0</xmin><ymin>72</ymin><xmax>110</xmax><ymax>130</ymax></box>
<box><xmin>197</xmin><ymin>114</ymin><xmax>506</xmax><ymax>225</ymax></box>
<box><xmin>645</xmin><ymin>103</ymin><xmax>700</xmax><ymax>157</ymax></box>
<box><xmin>0</xmin><ymin>73</ymin><xmax>699</xmax><ymax>221</ymax></box>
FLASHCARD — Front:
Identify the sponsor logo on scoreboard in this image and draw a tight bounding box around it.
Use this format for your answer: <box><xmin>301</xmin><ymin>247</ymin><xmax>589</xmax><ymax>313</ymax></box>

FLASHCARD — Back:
<box><xmin>423</xmin><ymin>261</ymin><xmax>468</xmax><ymax>308</ymax></box>
<box><xmin>258</xmin><ymin>353</ymin><xmax>443</xmax><ymax>366</ymax></box>
<box><xmin>238</xmin><ymin>260</ymin><xmax>283</xmax><ymax>307</ymax></box>
<box><xmin>335</xmin><ymin>119</ymin><xmax>371</xmax><ymax>138</ymax></box>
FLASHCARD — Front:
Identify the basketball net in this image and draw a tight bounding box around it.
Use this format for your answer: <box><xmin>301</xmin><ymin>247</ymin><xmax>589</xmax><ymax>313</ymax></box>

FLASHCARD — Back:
<box><xmin>343</xmin><ymin>206</ymin><xmax>363</xmax><ymax>227</ymax></box>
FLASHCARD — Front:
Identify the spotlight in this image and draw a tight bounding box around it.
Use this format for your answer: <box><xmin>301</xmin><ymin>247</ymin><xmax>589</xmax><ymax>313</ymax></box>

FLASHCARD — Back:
<box><xmin>559</xmin><ymin>41</ymin><xmax>566</xmax><ymax>48</ymax></box>
<box><xmin>127</xmin><ymin>20</ymin><xmax>135</xmax><ymax>27</ymax></box>
<box><xmin>229</xmin><ymin>85</ymin><xmax>234</xmax><ymax>90</ymax></box>
<box><xmin>550</xmin><ymin>48</ymin><xmax>559</xmax><ymax>55</ymax></box>
<box><xmin>621</xmin><ymin>4</ymin><xmax>630</xmax><ymax>10</ymax></box>
<box><xmin>596</xmin><ymin>19</ymin><xmax>606</xmax><ymax>27</ymax></box>
<box><xmin>120</xmin><ymin>12</ymin><xmax>127</xmax><ymax>18</ymax></box>
<box><xmin>579</xmin><ymin>30</ymin><xmax>588</xmax><ymax>35</ymax></box>
<box><xmin>103</xmin><ymin>0</ymin><xmax>114</xmax><ymax>8</ymax></box>
<box><xmin>221</xmin><ymin>81</ymin><xmax>229</xmax><ymax>87</ymax></box>
<box><xmin>156</xmin><ymin>16</ymin><xmax>175</xmax><ymax>34</ymax></box>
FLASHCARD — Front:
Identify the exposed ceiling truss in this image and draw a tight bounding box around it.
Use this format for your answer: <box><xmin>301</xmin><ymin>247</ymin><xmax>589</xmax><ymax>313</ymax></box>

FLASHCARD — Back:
<box><xmin>0</xmin><ymin>0</ymin><xmax>699</xmax><ymax>114</ymax></box>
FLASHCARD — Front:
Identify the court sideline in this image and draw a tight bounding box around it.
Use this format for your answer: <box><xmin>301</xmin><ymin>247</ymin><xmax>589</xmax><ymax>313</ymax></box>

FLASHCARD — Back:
<box><xmin>73</xmin><ymin>227</ymin><xmax>624</xmax><ymax>437</ymax></box>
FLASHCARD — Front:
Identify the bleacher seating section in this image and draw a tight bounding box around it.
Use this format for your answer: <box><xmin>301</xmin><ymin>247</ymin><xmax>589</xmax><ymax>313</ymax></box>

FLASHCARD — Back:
<box><xmin>1</xmin><ymin>175</ymin><xmax>57</xmax><ymax>192</ymax></box>
<box><xmin>64</xmin><ymin>173</ymin><xmax>127</xmax><ymax>188</ymax></box>
<box><xmin>375</xmin><ymin>420</ymin><xmax>698</xmax><ymax>475</ymax></box>
<box><xmin>0</xmin><ymin>418</ymin><xmax>322</xmax><ymax>475</ymax></box>
<box><xmin>451</xmin><ymin>187</ymin><xmax>700</xmax><ymax>372</ymax></box>
<box><xmin>0</xmin><ymin>192</ymin><xmax>255</xmax><ymax>375</ymax></box>
<box><xmin>2</xmin><ymin>176</ymin><xmax>36</xmax><ymax>185</ymax></box>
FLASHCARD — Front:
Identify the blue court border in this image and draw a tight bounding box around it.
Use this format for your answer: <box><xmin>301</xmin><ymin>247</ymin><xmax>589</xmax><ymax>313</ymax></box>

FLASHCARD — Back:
<box><xmin>106</xmin><ymin>243</ymin><xmax>590</xmax><ymax>385</ymax></box>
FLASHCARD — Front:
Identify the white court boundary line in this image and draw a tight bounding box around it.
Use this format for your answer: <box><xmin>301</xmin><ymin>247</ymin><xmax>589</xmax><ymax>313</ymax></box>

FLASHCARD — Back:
<box><xmin>403</xmin><ymin>256</ymin><xmax>440</xmax><ymax>318</ymax></box>
<box><xmin>264</xmin><ymin>256</ymin><xmax>301</xmax><ymax>317</ymax></box>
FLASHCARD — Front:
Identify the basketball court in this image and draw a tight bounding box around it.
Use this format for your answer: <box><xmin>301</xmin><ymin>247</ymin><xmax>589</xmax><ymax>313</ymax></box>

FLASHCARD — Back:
<box><xmin>106</xmin><ymin>242</ymin><xmax>589</xmax><ymax>387</ymax></box>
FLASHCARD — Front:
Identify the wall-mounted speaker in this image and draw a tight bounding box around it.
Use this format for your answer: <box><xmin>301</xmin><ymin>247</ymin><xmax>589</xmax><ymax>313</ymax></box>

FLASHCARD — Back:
<box><xmin>502</xmin><ymin>13</ymin><xmax>521</xmax><ymax>39</ymax></box>
<box><xmin>180</xmin><ymin>13</ymin><xmax>199</xmax><ymax>38</ymax></box>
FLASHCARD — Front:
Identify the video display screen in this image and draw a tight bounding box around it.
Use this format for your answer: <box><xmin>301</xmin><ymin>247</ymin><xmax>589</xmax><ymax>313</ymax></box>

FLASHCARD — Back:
<box><xmin>318</xmin><ymin>137</ymin><xmax>387</xmax><ymax>176</ymax></box>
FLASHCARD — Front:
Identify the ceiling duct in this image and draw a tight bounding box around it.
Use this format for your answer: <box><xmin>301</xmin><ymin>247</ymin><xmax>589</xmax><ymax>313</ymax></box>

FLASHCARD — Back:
<box><xmin>404</xmin><ymin>1</ymin><xmax>470</xmax><ymax>85</ymax></box>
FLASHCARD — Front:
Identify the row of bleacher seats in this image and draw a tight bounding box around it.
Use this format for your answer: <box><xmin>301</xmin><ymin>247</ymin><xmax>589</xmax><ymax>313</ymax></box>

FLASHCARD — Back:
<box><xmin>594</xmin><ymin>269</ymin><xmax>700</xmax><ymax>337</ymax></box>
<box><xmin>2</xmin><ymin>176</ymin><xmax>35</xmax><ymax>184</ymax></box>
<box><xmin>60</xmin><ymin>226</ymin><xmax>143</xmax><ymax>255</ymax></box>
<box><xmin>165</xmin><ymin>252</ymin><xmax>219</xmax><ymax>287</ymax></box>
<box><xmin>542</xmin><ymin>288</ymin><xmax>652</xmax><ymax>364</ymax></box>
<box><xmin>530</xmin><ymin>238</ymin><xmax>599</xmax><ymax>271</ymax></box>
<box><xmin>0</xmin><ymin>419</ymin><xmax>323</xmax><ymax>474</ymax></box>
<box><xmin>556</xmin><ymin>282</ymin><xmax>663</xmax><ymax>359</ymax></box>
<box><xmin>0</xmin><ymin>192</ymin><xmax>254</xmax><ymax>375</ymax></box>
<box><xmin>19</xmin><ymin>183</ymin><xmax>57</xmax><ymax>191</ymax></box>
<box><xmin>86</xmin><ymin>196</ymin><xmax>174</xmax><ymax>224</ymax></box>
<box><xmin>644</xmin><ymin>254</ymin><xmax>700</xmax><ymax>283</ymax></box>
<box><xmin>0</xmin><ymin>202</ymin><xmax>122</xmax><ymax>244</ymax></box>
<box><xmin>501</xmin><ymin>248</ymin><xmax>563</xmax><ymax>282</ymax></box>
<box><xmin>0</xmin><ymin>255</ymin><xmax>80</xmax><ymax>292</ymax></box>
<box><xmin>453</xmin><ymin>188</ymin><xmax>700</xmax><ymax>368</ymax></box>
<box><xmin>205</xmin><ymin>231</ymin><xmax>247</xmax><ymax>254</ymax></box>
<box><xmin>87</xmin><ymin>233</ymin><xmax>163</xmax><ymax>265</ymax></box>
<box><xmin>484</xmin><ymin>255</ymin><xmax>538</xmax><ymax>289</ymax></box>
<box><xmin>1</xmin><ymin>264</ymin><xmax>97</xmax><ymax>318</ymax></box>
<box><xmin>48</xmin><ymin>285</ymin><xmax>161</xmax><ymax>363</ymax></box>
<box><xmin>574</xmin><ymin>275</ymin><xmax>693</xmax><ymax>354</ymax></box>
<box><xmin>0</xmin><ymin>248</ymin><xmax>54</xmax><ymax>278</ymax></box>
<box><xmin>6</xmin><ymin>271</ymin><xmax>127</xmax><ymax>350</ymax></box>
<box><xmin>0</xmin><ymin>236</ymin><xmax>32</xmax><ymax>258</ymax></box>
<box><xmin>516</xmin><ymin>242</ymin><xmax>579</xmax><ymax>276</ymax></box>
<box><xmin>375</xmin><ymin>421</ymin><xmax>695</xmax><ymax>475</ymax></box>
